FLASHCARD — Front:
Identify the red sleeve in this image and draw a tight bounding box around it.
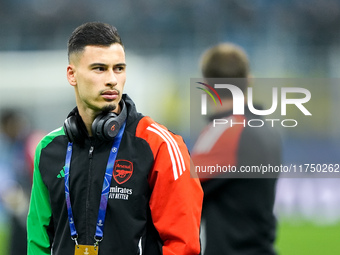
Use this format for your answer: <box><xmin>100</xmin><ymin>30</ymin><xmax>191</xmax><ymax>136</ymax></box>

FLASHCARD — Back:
<box><xmin>191</xmin><ymin>115</ymin><xmax>245</xmax><ymax>181</ymax></box>
<box><xmin>136</xmin><ymin>117</ymin><xmax>203</xmax><ymax>255</ymax></box>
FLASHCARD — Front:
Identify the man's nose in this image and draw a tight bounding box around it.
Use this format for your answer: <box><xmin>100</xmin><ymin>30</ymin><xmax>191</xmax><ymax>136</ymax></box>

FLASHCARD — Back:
<box><xmin>106</xmin><ymin>69</ymin><xmax>118</xmax><ymax>86</ymax></box>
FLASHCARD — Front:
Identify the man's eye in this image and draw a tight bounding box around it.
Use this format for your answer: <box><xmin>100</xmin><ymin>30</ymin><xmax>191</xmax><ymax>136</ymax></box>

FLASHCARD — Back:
<box><xmin>94</xmin><ymin>67</ymin><xmax>105</xmax><ymax>72</ymax></box>
<box><xmin>115</xmin><ymin>66</ymin><xmax>124</xmax><ymax>72</ymax></box>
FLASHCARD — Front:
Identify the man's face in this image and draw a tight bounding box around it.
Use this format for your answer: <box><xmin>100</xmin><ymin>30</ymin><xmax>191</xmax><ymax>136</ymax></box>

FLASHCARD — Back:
<box><xmin>67</xmin><ymin>43</ymin><xmax>126</xmax><ymax>115</ymax></box>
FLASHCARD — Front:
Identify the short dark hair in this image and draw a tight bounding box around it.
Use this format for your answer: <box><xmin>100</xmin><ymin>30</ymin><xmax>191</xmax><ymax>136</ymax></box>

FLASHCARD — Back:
<box><xmin>201</xmin><ymin>43</ymin><xmax>249</xmax><ymax>79</ymax></box>
<box><xmin>67</xmin><ymin>22</ymin><xmax>123</xmax><ymax>61</ymax></box>
<box><xmin>200</xmin><ymin>43</ymin><xmax>249</xmax><ymax>98</ymax></box>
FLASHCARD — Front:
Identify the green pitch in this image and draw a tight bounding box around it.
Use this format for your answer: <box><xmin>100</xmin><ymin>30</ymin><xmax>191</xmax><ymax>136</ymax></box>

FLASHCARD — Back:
<box><xmin>0</xmin><ymin>224</ymin><xmax>9</xmax><ymax>255</ymax></box>
<box><xmin>276</xmin><ymin>220</ymin><xmax>340</xmax><ymax>254</ymax></box>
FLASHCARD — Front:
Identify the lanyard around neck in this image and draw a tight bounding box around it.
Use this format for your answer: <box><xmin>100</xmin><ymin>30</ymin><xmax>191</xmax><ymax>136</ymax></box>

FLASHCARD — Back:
<box><xmin>64</xmin><ymin>121</ymin><xmax>126</xmax><ymax>245</ymax></box>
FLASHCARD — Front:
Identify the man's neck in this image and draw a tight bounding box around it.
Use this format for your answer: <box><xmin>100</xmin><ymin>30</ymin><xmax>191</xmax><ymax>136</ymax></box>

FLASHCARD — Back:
<box><xmin>78</xmin><ymin>108</ymin><xmax>96</xmax><ymax>136</ymax></box>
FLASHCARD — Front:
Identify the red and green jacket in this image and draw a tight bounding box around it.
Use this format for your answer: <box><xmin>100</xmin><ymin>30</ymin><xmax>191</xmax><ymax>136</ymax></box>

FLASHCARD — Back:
<box><xmin>27</xmin><ymin>94</ymin><xmax>203</xmax><ymax>255</ymax></box>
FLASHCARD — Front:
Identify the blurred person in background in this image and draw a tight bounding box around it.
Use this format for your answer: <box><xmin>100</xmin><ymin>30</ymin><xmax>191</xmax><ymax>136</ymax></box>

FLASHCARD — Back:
<box><xmin>0</xmin><ymin>109</ymin><xmax>44</xmax><ymax>255</ymax></box>
<box><xmin>27</xmin><ymin>22</ymin><xmax>203</xmax><ymax>255</ymax></box>
<box><xmin>191</xmin><ymin>43</ymin><xmax>281</xmax><ymax>255</ymax></box>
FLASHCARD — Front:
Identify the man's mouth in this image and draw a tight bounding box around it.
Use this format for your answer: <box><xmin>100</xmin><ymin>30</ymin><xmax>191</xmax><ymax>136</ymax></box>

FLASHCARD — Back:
<box><xmin>101</xmin><ymin>90</ymin><xmax>119</xmax><ymax>101</ymax></box>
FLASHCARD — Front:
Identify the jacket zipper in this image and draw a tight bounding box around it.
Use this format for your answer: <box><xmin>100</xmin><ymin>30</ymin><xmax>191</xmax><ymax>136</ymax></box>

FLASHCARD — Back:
<box><xmin>86</xmin><ymin>144</ymin><xmax>94</xmax><ymax>243</ymax></box>
<box><xmin>138</xmin><ymin>236</ymin><xmax>143</xmax><ymax>255</ymax></box>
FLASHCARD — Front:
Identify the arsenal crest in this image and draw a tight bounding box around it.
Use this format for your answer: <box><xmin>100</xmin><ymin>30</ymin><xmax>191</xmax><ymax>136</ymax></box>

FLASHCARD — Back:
<box><xmin>113</xmin><ymin>160</ymin><xmax>133</xmax><ymax>184</ymax></box>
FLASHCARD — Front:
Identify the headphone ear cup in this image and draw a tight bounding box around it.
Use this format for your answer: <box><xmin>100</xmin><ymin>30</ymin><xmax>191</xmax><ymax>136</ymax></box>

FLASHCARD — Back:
<box><xmin>103</xmin><ymin>113</ymin><xmax>120</xmax><ymax>139</ymax></box>
<box><xmin>92</xmin><ymin>112</ymin><xmax>121</xmax><ymax>141</ymax></box>
<box><xmin>63</xmin><ymin>115</ymin><xmax>84</xmax><ymax>143</ymax></box>
<box><xmin>92</xmin><ymin>100</ymin><xmax>127</xmax><ymax>141</ymax></box>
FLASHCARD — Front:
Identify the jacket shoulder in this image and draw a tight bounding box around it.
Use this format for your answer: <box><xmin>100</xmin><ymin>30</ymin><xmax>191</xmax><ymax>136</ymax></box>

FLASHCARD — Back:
<box><xmin>136</xmin><ymin>116</ymin><xmax>182</xmax><ymax>147</ymax></box>
<box><xmin>37</xmin><ymin>127</ymin><xmax>65</xmax><ymax>152</ymax></box>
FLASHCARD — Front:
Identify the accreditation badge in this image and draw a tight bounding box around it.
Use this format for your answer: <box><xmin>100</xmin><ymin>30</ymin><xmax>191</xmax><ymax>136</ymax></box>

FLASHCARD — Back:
<box><xmin>74</xmin><ymin>245</ymin><xmax>98</xmax><ymax>255</ymax></box>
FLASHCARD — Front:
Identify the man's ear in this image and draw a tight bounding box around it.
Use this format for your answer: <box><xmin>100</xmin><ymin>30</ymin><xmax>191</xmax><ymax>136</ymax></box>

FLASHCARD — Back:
<box><xmin>67</xmin><ymin>65</ymin><xmax>77</xmax><ymax>86</ymax></box>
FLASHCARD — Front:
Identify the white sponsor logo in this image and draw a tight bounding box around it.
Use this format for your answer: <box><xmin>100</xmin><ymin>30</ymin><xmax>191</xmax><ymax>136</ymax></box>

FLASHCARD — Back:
<box><xmin>108</xmin><ymin>186</ymin><xmax>133</xmax><ymax>201</ymax></box>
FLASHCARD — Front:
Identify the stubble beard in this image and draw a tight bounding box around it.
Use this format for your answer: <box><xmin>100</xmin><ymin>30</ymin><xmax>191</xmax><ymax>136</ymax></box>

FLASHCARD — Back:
<box><xmin>101</xmin><ymin>103</ymin><xmax>117</xmax><ymax>114</ymax></box>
